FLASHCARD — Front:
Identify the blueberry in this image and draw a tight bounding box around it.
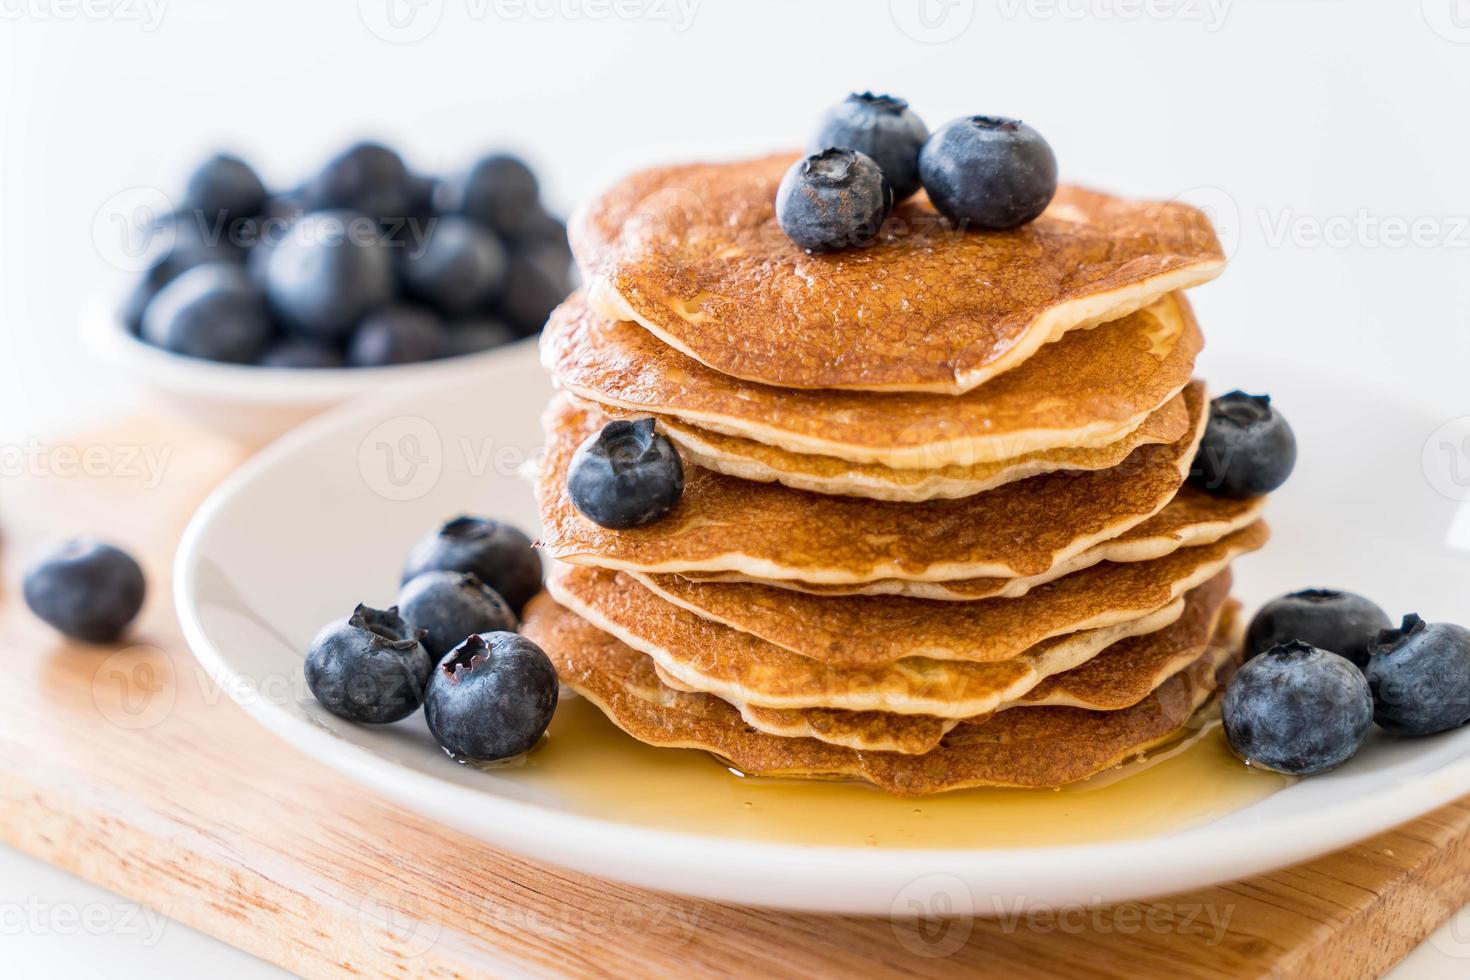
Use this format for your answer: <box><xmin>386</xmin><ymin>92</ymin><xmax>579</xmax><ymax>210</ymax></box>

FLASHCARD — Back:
<box><xmin>1246</xmin><ymin>590</ymin><xmax>1390</xmax><ymax>671</ymax></box>
<box><xmin>1222</xmin><ymin>640</ymin><xmax>1373</xmax><ymax>775</ymax></box>
<box><xmin>347</xmin><ymin>304</ymin><xmax>447</xmax><ymax>366</ymax></box>
<box><xmin>445</xmin><ymin>153</ymin><xmax>541</xmax><ymax>236</ymax></box>
<box><xmin>303</xmin><ymin>141</ymin><xmax>410</xmax><ymax>221</ymax></box>
<box><xmin>775</xmin><ymin>148</ymin><xmax>892</xmax><ymax>252</ymax></box>
<box><xmin>402</xmin><ymin>516</ymin><xmax>543</xmax><ymax>614</ymax></box>
<box><xmin>494</xmin><ymin>245</ymin><xmax>572</xmax><ymax>336</ymax></box>
<box><xmin>122</xmin><ymin>251</ymin><xmax>203</xmax><ymax>334</ymax></box>
<box><xmin>1367</xmin><ymin>615</ymin><xmax>1470</xmax><ymax>736</ymax></box>
<box><xmin>159</xmin><ymin>209</ymin><xmax>248</xmax><ymax>263</ymax></box>
<box><xmin>918</xmin><ymin>116</ymin><xmax>1058</xmax><ymax>230</ymax></box>
<box><xmin>121</xmin><ymin>279</ymin><xmax>157</xmax><ymax>335</ymax></box>
<box><xmin>257</xmin><ymin>337</ymin><xmax>345</xmax><ymax>369</ymax></box>
<box><xmin>304</xmin><ymin>604</ymin><xmax>431</xmax><ymax>724</ymax></box>
<box><xmin>397</xmin><ymin>571</ymin><xmax>518</xmax><ymax>658</ymax></box>
<box><xmin>403</xmin><ymin>172</ymin><xmax>439</xmax><ymax>219</ymax></box>
<box><xmin>141</xmin><ymin>263</ymin><xmax>275</xmax><ymax>363</ymax></box>
<box><xmin>23</xmin><ymin>538</ymin><xmax>146</xmax><ymax>644</ymax></box>
<box><xmin>811</xmin><ymin>92</ymin><xmax>929</xmax><ymax>202</ymax></box>
<box><xmin>1189</xmin><ymin>391</ymin><xmax>1297</xmax><ymax>499</ymax></box>
<box><xmin>505</xmin><ymin>203</ymin><xmax>569</xmax><ymax>254</ymax></box>
<box><xmin>264</xmin><ymin>210</ymin><xmax>395</xmax><ymax>339</ymax></box>
<box><xmin>399</xmin><ymin>216</ymin><xmax>507</xmax><ymax>316</ymax></box>
<box><xmin>183</xmin><ymin>153</ymin><xmax>267</xmax><ymax>225</ymax></box>
<box><xmin>123</xmin><ymin>242</ymin><xmax>224</xmax><ymax>336</ymax></box>
<box><xmin>424</xmin><ymin>631</ymin><xmax>558</xmax><ymax>761</ymax></box>
<box><xmin>444</xmin><ymin>318</ymin><xmax>515</xmax><ymax>356</ymax></box>
<box><xmin>567</xmin><ymin>418</ymin><xmax>684</xmax><ymax>529</ymax></box>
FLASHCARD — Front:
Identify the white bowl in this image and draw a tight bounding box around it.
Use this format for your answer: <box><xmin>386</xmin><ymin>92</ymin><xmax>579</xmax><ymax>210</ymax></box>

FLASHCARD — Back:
<box><xmin>81</xmin><ymin>289</ymin><xmax>534</xmax><ymax>446</ymax></box>
<box><xmin>174</xmin><ymin>343</ymin><xmax>1470</xmax><ymax>914</ymax></box>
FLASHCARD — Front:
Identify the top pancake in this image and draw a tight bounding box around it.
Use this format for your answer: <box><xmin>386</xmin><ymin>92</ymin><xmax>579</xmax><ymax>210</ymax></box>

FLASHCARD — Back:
<box><xmin>543</xmin><ymin>290</ymin><xmax>1203</xmax><ymax>469</ymax></box>
<box><xmin>572</xmin><ymin>153</ymin><xmax>1223</xmax><ymax>393</ymax></box>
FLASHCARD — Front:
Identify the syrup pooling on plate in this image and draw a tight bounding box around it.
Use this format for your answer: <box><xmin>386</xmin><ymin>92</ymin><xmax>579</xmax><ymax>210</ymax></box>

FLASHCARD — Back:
<box><xmin>485</xmin><ymin>695</ymin><xmax>1290</xmax><ymax>849</ymax></box>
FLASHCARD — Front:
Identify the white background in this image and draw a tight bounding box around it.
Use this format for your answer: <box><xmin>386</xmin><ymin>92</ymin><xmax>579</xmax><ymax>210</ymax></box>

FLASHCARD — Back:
<box><xmin>3</xmin><ymin>0</ymin><xmax>1470</xmax><ymax>974</ymax></box>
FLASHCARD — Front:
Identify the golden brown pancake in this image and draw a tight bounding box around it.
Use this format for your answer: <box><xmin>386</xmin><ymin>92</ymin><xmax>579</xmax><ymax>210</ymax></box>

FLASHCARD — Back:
<box><xmin>629</xmin><ymin>522</ymin><xmax>1264</xmax><ymax>665</ymax></box>
<box><xmin>522</xmin><ymin>592</ymin><xmax>1234</xmax><ymax>793</ymax></box>
<box><xmin>1018</xmin><ymin>597</ymin><xmax>1241</xmax><ymax>712</ymax></box>
<box><xmin>571</xmin><ymin>153</ymin><xmax>1223</xmax><ymax>393</ymax></box>
<box><xmin>641</xmin><ymin>393</ymin><xmax>1189</xmax><ymax>501</ymax></box>
<box><xmin>542</xmin><ymin>291</ymin><xmax>1203</xmax><ymax>469</ymax></box>
<box><xmin>534</xmin><ymin>383</ymin><xmax>1207</xmax><ymax>583</ymax></box>
<box><xmin>681</xmin><ymin>486</ymin><xmax>1265</xmax><ymax>599</ymax></box>
<box><xmin>543</xmin><ymin>564</ymin><xmax>1237</xmax><ymax>717</ymax></box>
<box><xmin>668</xmin><ymin>588</ymin><xmax>1237</xmax><ymax>754</ymax></box>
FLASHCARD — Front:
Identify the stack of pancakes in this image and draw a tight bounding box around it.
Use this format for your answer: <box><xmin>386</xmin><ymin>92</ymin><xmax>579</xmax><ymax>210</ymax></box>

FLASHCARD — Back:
<box><xmin>523</xmin><ymin>153</ymin><xmax>1266</xmax><ymax>796</ymax></box>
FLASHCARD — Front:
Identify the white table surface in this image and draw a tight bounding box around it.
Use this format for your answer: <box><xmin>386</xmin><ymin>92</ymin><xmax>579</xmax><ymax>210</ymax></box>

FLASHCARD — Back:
<box><xmin>4</xmin><ymin>0</ymin><xmax>1470</xmax><ymax>973</ymax></box>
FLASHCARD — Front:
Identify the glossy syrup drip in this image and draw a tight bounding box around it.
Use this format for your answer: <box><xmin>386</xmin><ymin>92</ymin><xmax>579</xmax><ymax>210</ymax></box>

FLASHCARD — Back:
<box><xmin>477</xmin><ymin>695</ymin><xmax>1293</xmax><ymax>849</ymax></box>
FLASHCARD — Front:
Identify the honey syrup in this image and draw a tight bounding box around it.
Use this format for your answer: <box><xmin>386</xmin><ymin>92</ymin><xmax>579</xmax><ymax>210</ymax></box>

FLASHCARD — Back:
<box><xmin>484</xmin><ymin>695</ymin><xmax>1292</xmax><ymax>848</ymax></box>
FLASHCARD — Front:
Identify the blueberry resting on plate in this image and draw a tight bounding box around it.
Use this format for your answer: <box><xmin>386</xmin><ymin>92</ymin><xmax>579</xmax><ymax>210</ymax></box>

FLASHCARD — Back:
<box><xmin>302</xmin><ymin>141</ymin><xmax>410</xmax><ymax>222</ymax></box>
<box><xmin>398</xmin><ymin>215</ymin><xmax>507</xmax><ymax>316</ymax></box>
<box><xmin>1367</xmin><ymin>615</ymin><xmax>1470</xmax><ymax>736</ymax></box>
<box><xmin>776</xmin><ymin>148</ymin><xmax>892</xmax><ymax>252</ymax></box>
<box><xmin>304</xmin><ymin>604</ymin><xmax>431</xmax><ymax>724</ymax></box>
<box><xmin>1189</xmin><ymin>391</ymin><xmax>1297</xmax><ymax>499</ymax></box>
<box><xmin>142</xmin><ymin>263</ymin><xmax>275</xmax><ymax>363</ymax></box>
<box><xmin>347</xmin><ymin>304</ymin><xmax>447</xmax><ymax>366</ymax></box>
<box><xmin>1222</xmin><ymin>640</ymin><xmax>1373</xmax><ymax>775</ymax></box>
<box><xmin>918</xmin><ymin>116</ymin><xmax>1058</xmax><ymax>230</ymax></box>
<box><xmin>444</xmin><ymin>318</ymin><xmax>515</xmax><ymax>356</ymax></box>
<box><xmin>447</xmin><ymin>153</ymin><xmax>541</xmax><ymax>237</ymax></box>
<box><xmin>23</xmin><ymin>538</ymin><xmax>146</xmax><ymax>644</ymax></box>
<box><xmin>812</xmin><ymin>92</ymin><xmax>929</xmax><ymax>202</ymax></box>
<box><xmin>567</xmin><ymin>418</ymin><xmax>685</xmax><ymax>530</ymax></box>
<box><xmin>257</xmin><ymin>337</ymin><xmax>345</xmax><ymax>369</ymax></box>
<box><xmin>1245</xmin><ymin>589</ymin><xmax>1390</xmax><ymax>671</ymax></box>
<box><xmin>402</xmin><ymin>516</ymin><xmax>543</xmax><ymax>614</ymax></box>
<box><xmin>264</xmin><ymin>210</ymin><xmax>395</xmax><ymax>339</ymax></box>
<box><xmin>397</xmin><ymin>571</ymin><xmax>518</xmax><ymax>659</ymax></box>
<box><xmin>183</xmin><ymin>152</ymin><xmax>268</xmax><ymax>226</ymax></box>
<box><xmin>424</xmin><ymin>631</ymin><xmax>558</xmax><ymax>761</ymax></box>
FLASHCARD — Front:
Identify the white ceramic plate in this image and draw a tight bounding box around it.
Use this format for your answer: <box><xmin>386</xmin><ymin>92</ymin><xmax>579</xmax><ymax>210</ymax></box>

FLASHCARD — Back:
<box><xmin>175</xmin><ymin>342</ymin><xmax>1470</xmax><ymax>914</ymax></box>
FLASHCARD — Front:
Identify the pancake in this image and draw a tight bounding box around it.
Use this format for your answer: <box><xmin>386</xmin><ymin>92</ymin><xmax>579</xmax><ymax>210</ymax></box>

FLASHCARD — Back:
<box><xmin>534</xmin><ymin>383</ymin><xmax>1207</xmax><ymax>584</ymax></box>
<box><xmin>1017</xmin><ymin>597</ymin><xmax>1242</xmax><ymax>712</ymax></box>
<box><xmin>681</xmin><ymin>486</ymin><xmax>1265</xmax><ymax>599</ymax></box>
<box><xmin>544</xmin><ymin>563</ymin><xmax>1234</xmax><ymax>717</ymax></box>
<box><xmin>629</xmin><ymin>522</ymin><xmax>1265</xmax><ymax>665</ymax></box>
<box><xmin>571</xmin><ymin>153</ymin><xmax>1223</xmax><ymax>394</ymax></box>
<box><xmin>642</xmin><ymin>393</ymin><xmax>1190</xmax><ymax>501</ymax></box>
<box><xmin>669</xmin><ymin>589</ymin><xmax>1238</xmax><ymax>755</ymax></box>
<box><xmin>543</xmin><ymin>290</ymin><xmax>1203</xmax><ymax>469</ymax></box>
<box><xmin>522</xmin><ymin>592</ymin><xmax>1234</xmax><ymax>794</ymax></box>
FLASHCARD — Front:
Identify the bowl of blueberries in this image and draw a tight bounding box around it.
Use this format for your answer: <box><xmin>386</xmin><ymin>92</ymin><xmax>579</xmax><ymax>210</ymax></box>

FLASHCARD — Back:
<box><xmin>85</xmin><ymin>142</ymin><xmax>575</xmax><ymax>445</ymax></box>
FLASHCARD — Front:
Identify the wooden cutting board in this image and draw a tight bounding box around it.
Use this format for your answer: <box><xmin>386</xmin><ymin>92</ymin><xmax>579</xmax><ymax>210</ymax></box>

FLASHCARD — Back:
<box><xmin>2</xmin><ymin>413</ymin><xmax>1469</xmax><ymax>979</ymax></box>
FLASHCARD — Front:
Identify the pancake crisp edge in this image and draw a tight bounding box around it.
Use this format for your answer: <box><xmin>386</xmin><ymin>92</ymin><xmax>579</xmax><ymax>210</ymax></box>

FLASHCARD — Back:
<box><xmin>533</xmin><ymin>382</ymin><xmax>1209</xmax><ymax>584</ymax></box>
<box><xmin>542</xmin><ymin>289</ymin><xmax>1204</xmax><ymax>469</ymax></box>
<box><xmin>522</xmin><ymin>591</ymin><xmax>1236</xmax><ymax>794</ymax></box>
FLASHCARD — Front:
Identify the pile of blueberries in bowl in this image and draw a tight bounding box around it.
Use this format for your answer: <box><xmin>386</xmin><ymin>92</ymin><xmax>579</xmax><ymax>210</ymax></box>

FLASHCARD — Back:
<box><xmin>124</xmin><ymin>142</ymin><xmax>573</xmax><ymax>368</ymax></box>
